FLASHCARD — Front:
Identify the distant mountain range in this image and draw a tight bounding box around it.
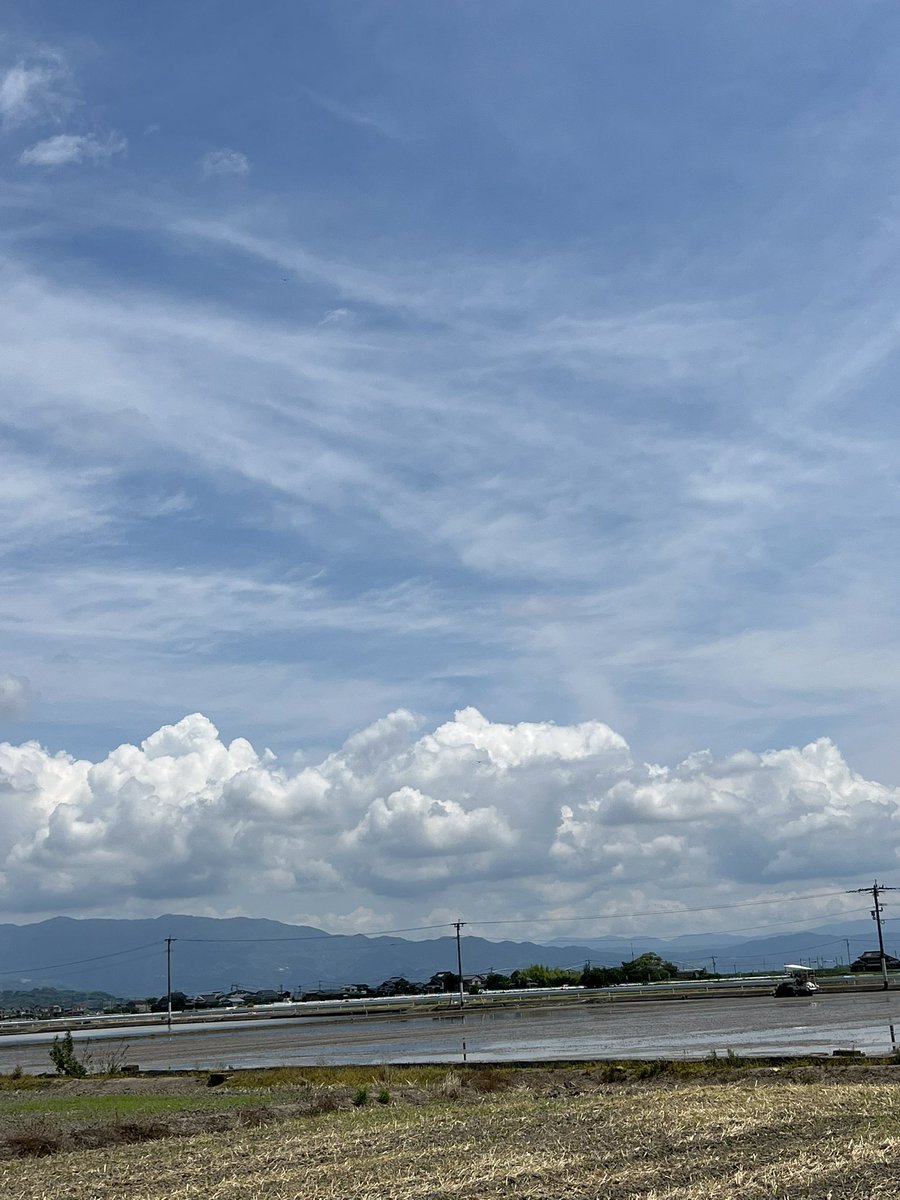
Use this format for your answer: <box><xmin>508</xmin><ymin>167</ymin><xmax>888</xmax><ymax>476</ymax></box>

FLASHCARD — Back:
<box><xmin>0</xmin><ymin>914</ymin><xmax>894</xmax><ymax>999</ymax></box>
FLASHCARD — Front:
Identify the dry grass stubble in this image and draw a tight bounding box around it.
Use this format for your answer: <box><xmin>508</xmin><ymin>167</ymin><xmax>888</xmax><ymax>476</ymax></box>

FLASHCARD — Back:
<box><xmin>4</xmin><ymin>1079</ymin><xmax>900</xmax><ymax>1198</ymax></box>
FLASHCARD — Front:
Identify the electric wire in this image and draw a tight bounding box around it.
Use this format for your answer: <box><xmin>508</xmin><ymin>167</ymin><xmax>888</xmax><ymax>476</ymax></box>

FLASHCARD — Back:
<box><xmin>0</xmin><ymin>940</ymin><xmax>163</xmax><ymax>978</ymax></box>
<box><xmin>0</xmin><ymin>886</ymin><xmax>888</xmax><ymax>982</ymax></box>
<box><xmin>174</xmin><ymin>889</ymin><xmax>862</xmax><ymax>947</ymax></box>
<box><xmin>177</xmin><ymin>922</ymin><xmax>454</xmax><ymax>944</ymax></box>
<box><xmin>465</xmin><ymin>888</ymin><xmax>856</xmax><ymax>931</ymax></box>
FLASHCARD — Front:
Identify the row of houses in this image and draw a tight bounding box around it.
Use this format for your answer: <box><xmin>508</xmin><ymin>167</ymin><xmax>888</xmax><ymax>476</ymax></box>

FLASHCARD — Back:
<box><xmin>134</xmin><ymin>972</ymin><xmax>489</xmax><ymax>1011</ymax></box>
<box><xmin>163</xmin><ymin>953</ymin><xmax>900</xmax><ymax>1010</ymax></box>
<box><xmin>124</xmin><ymin>988</ymin><xmax>293</xmax><ymax>1013</ymax></box>
<box><xmin>297</xmin><ymin>971</ymin><xmax>489</xmax><ymax>1001</ymax></box>
<box><xmin>0</xmin><ymin>1002</ymin><xmax>94</xmax><ymax>1020</ymax></box>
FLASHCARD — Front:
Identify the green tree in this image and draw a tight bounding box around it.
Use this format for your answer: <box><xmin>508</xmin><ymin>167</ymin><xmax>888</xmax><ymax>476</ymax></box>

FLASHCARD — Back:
<box><xmin>581</xmin><ymin>965</ymin><xmax>625</xmax><ymax>987</ymax></box>
<box><xmin>511</xmin><ymin>964</ymin><xmax>581</xmax><ymax>988</ymax></box>
<box><xmin>620</xmin><ymin>953</ymin><xmax>678</xmax><ymax>983</ymax></box>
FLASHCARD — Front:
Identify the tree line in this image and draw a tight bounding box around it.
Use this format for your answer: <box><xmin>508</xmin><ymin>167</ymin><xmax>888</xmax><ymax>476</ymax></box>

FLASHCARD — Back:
<box><xmin>483</xmin><ymin>952</ymin><xmax>693</xmax><ymax>991</ymax></box>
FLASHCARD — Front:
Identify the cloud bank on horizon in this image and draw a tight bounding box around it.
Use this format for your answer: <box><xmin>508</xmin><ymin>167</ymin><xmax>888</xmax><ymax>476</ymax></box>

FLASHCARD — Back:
<box><xmin>2</xmin><ymin>2</ymin><xmax>900</xmax><ymax>932</ymax></box>
<box><xmin>0</xmin><ymin>710</ymin><xmax>890</xmax><ymax>934</ymax></box>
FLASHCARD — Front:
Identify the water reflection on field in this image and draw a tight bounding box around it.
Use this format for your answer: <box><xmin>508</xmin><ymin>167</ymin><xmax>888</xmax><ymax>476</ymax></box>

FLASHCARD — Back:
<box><xmin>2</xmin><ymin>993</ymin><xmax>900</xmax><ymax>1072</ymax></box>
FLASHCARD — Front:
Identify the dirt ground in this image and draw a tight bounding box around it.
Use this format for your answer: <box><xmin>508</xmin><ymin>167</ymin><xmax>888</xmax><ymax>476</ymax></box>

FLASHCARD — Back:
<box><xmin>1</xmin><ymin>1069</ymin><xmax>899</xmax><ymax>1198</ymax></box>
<box><xmin>3</xmin><ymin>1061</ymin><xmax>900</xmax><ymax>1198</ymax></box>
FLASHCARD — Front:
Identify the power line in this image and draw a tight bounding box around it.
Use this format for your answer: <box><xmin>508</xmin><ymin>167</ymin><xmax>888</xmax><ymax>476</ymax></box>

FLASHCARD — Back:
<box><xmin>0</xmin><ymin>887</ymin><xmax>884</xmax><ymax>983</ymax></box>
<box><xmin>651</xmin><ymin>905</ymin><xmax>866</xmax><ymax>941</ymax></box>
<box><xmin>504</xmin><ymin>926</ymin><xmax>875</xmax><ymax>974</ymax></box>
<box><xmin>177</xmin><ymin>890</ymin><xmax>858</xmax><ymax>946</ymax></box>
<box><xmin>0</xmin><ymin>940</ymin><xmax>163</xmax><ymax>978</ymax></box>
<box><xmin>497</xmin><ymin>906</ymin><xmax>868</xmax><ymax>947</ymax></box>
<box><xmin>178</xmin><ymin>922</ymin><xmax>454</xmax><ymax>944</ymax></box>
<box><xmin>466</xmin><ymin>888</ymin><xmax>856</xmax><ymax>930</ymax></box>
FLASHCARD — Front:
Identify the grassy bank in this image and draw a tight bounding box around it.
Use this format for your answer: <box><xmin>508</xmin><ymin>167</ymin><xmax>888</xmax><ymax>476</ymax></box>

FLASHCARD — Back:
<box><xmin>2</xmin><ymin>1061</ymin><xmax>900</xmax><ymax>1197</ymax></box>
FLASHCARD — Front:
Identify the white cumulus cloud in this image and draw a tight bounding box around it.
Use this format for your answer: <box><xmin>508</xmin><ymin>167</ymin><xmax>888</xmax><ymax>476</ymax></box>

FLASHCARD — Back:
<box><xmin>19</xmin><ymin>131</ymin><xmax>127</xmax><ymax>167</ymax></box>
<box><xmin>0</xmin><ymin>709</ymin><xmax>895</xmax><ymax>932</ymax></box>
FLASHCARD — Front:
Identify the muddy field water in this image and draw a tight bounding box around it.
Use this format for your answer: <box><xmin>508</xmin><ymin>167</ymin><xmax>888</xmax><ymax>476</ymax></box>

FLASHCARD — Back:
<box><xmin>3</xmin><ymin>991</ymin><xmax>900</xmax><ymax>1072</ymax></box>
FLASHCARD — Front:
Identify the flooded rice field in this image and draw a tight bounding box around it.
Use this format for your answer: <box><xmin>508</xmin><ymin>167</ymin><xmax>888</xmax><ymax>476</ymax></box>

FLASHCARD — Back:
<box><xmin>2</xmin><ymin>992</ymin><xmax>900</xmax><ymax>1072</ymax></box>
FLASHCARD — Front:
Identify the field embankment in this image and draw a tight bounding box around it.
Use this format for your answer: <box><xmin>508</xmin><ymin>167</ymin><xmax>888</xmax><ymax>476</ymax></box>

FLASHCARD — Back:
<box><xmin>2</xmin><ymin>1062</ymin><xmax>900</xmax><ymax>1197</ymax></box>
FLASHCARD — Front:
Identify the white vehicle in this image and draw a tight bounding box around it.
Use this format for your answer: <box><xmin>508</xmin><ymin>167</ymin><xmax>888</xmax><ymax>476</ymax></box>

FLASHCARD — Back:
<box><xmin>774</xmin><ymin>964</ymin><xmax>819</xmax><ymax>997</ymax></box>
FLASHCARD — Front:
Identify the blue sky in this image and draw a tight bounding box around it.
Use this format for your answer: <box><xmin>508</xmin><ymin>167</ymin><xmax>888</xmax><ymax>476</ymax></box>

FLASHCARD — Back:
<box><xmin>3</xmin><ymin>2</ymin><xmax>900</xmax><ymax>934</ymax></box>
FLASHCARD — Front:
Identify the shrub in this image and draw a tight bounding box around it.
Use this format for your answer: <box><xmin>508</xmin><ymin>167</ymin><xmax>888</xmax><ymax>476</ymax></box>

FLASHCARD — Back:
<box><xmin>353</xmin><ymin>1085</ymin><xmax>369</xmax><ymax>1107</ymax></box>
<box><xmin>91</xmin><ymin>1042</ymin><xmax>132</xmax><ymax>1076</ymax></box>
<box><xmin>376</xmin><ymin>1088</ymin><xmax>390</xmax><ymax>1105</ymax></box>
<box><xmin>48</xmin><ymin>1031</ymin><xmax>87</xmax><ymax>1077</ymax></box>
<box><xmin>6</xmin><ymin>1119</ymin><xmax>64</xmax><ymax>1157</ymax></box>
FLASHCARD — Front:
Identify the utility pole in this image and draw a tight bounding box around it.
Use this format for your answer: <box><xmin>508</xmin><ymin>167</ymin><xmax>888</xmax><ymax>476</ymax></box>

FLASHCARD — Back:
<box><xmin>852</xmin><ymin>881</ymin><xmax>898</xmax><ymax>991</ymax></box>
<box><xmin>454</xmin><ymin>920</ymin><xmax>465</xmax><ymax>1011</ymax></box>
<box><xmin>165</xmin><ymin>937</ymin><xmax>174</xmax><ymax>1031</ymax></box>
<box><xmin>845</xmin><ymin>939</ymin><xmax>851</xmax><ymax>968</ymax></box>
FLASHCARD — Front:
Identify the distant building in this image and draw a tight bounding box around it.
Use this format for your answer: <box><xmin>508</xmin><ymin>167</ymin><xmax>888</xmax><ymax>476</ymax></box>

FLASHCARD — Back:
<box><xmin>375</xmin><ymin>976</ymin><xmax>418</xmax><ymax>997</ymax></box>
<box><xmin>341</xmin><ymin>984</ymin><xmax>371</xmax><ymax>998</ymax></box>
<box><xmin>425</xmin><ymin>972</ymin><xmax>458</xmax><ymax>993</ymax></box>
<box><xmin>850</xmin><ymin>951</ymin><xmax>900</xmax><ymax>972</ymax></box>
<box><xmin>191</xmin><ymin>992</ymin><xmax>226</xmax><ymax>1009</ymax></box>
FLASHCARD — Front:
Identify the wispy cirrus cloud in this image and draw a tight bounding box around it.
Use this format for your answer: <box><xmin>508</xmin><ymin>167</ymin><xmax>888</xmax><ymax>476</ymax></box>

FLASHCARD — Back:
<box><xmin>19</xmin><ymin>130</ymin><xmax>126</xmax><ymax>166</ymax></box>
<box><xmin>301</xmin><ymin>85</ymin><xmax>407</xmax><ymax>140</ymax></box>
<box><xmin>0</xmin><ymin>451</ymin><xmax>114</xmax><ymax>553</ymax></box>
<box><xmin>4</xmin><ymin>6</ymin><xmax>900</xmax><ymax>788</ymax></box>
<box><xmin>7</xmin><ymin>0</ymin><xmax>900</xmax><ymax>943</ymax></box>
<box><xmin>0</xmin><ymin>565</ymin><xmax>465</xmax><ymax>647</ymax></box>
<box><xmin>5</xmin><ymin>192</ymin><xmax>900</xmax><ymax>773</ymax></box>
<box><xmin>0</xmin><ymin>51</ymin><xmax>74</xmax><ymax>131</ymax></box>
<box><xmin>1</xmin><ymin>47</ymin><xmax>125</xmax><ymax>173</ymax></box>
<box><xmin>199</xmin><ymin>147</ymin><xmax>250</xmax><ymax>178</ymax></box>
<box><xmin>0</xmin><ymin>674</ymin><xmax>31</xmax><ymax>719</ymax></box>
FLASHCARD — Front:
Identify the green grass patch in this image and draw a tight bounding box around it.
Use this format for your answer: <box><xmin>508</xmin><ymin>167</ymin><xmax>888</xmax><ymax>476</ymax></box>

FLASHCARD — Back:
<box><xmin>0</xmin><ymin>1074</ymin><xmax>55</xmax><ymax>1092</ymax></box>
